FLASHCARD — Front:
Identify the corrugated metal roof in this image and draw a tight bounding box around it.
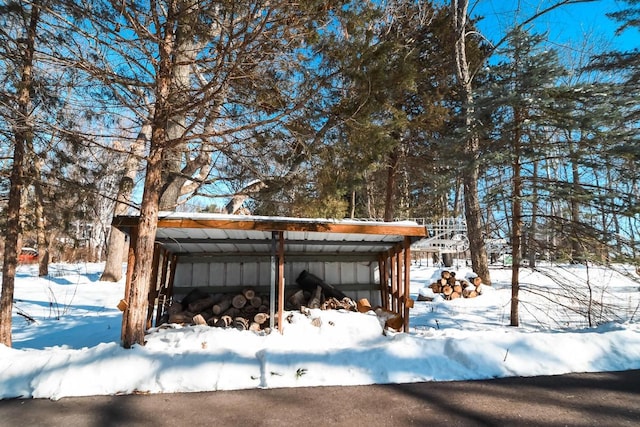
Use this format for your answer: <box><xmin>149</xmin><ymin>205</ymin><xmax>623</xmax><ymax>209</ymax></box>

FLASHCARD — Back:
<box><xmin>112</xmin><ymin>212</ymin><xmax>427</xmax><ymax>257</ymax></box>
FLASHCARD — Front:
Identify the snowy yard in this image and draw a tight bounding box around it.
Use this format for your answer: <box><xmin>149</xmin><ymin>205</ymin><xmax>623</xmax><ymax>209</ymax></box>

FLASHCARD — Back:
<box><xmin>1</xmin><ymin>261</ymin><xmax>639</xmax><ymax>400</ymax></box>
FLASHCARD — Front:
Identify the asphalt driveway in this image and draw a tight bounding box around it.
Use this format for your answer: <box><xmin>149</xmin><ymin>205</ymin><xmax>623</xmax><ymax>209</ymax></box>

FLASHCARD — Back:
<box><xmin>1</xmin><ymin>370</ymin><xmax>639</xmax><ymax>426</ymax></box>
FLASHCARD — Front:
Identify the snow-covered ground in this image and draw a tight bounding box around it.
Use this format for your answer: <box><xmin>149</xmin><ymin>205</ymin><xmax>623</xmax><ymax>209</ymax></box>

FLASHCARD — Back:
<box><xmin>1</xmin><ymin>261</ymin><xmax>639</xmax><ymax>400</ymax></box>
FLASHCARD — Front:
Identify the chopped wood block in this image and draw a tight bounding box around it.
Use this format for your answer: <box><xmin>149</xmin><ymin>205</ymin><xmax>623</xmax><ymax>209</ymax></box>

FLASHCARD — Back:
<box><xmin>167</xmin><ymin>301</ymin><xmax>182</xmax><ymax>315</ymax></box>
<box><xmin>253</xmin><ymin>312</ymin><xmax>269</xmax><ymax>325</ymax></box>
<box><xmin>233</xmin><ymin>317</ymin><xmax>249</xmax><ymax>330</ymax></box>
<box><xmin>462</xmin><ymin>289</ymin><xmax>478</xmax><ymax>298</ymax></box>
<box><xmin>192</xmin><ymin>314</ymin><xmax>207</xmax><ymax>325</ymax></box>
<box><xmin>188</xmin><ymin>295</ymin><xmax>216</xmax><ymax>313</ymax></box>
<box><xmin>232</xmin><ymin>294</ymin><xmax>247</xmax><ymax>309</ymax></box>
<box><xmin>308</xmin><ymin>285</ymin><xmax>323</xmax><ymax>309</ymax></box>
<box><xmin>212</xmin><ymin>297</ymin><xmax>231</xmax><ymax>315</ymax></box>
<box><xmin>242</xmin><ymin>288</ymin><xmax>256</xmax><ymax>300</ymax></box>
<box><xmin>357</xmin><ymin>298</ymin><xmax>372</xmax><ymax>313</ymax></box>
<box><xmin>249</xmin><ymin>296</ymin><xmax>262</xmax><ymax>308</ymax></box>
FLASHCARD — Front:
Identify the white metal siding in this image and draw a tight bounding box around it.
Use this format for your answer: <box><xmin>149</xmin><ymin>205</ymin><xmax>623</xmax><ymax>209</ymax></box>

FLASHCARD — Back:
<box><xmin>173</xmin><ymin>258</ymin><xmax>381</xmax><ymax>306</ymax></box>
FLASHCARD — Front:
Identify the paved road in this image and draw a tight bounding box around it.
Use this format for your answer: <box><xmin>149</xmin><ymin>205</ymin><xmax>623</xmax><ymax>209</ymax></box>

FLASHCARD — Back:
<box><xmin>1</xmin><ymin>370</ymin><xmax>639</xmax><ymax>426</ymax></box>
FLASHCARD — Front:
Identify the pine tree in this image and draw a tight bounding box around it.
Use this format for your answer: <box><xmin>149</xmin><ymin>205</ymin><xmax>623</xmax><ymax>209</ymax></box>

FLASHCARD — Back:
<box><xmin>478</xmin><ymin>28</ymin><xmax>567</xmax><ymax>326</ymax></box>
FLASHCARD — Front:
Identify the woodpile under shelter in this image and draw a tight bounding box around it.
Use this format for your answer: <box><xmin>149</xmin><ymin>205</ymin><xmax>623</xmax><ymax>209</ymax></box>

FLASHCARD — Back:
<box><xmin>112</xmin><ymin>213</ymin><xmax>427</xmax><ymax>334</ymax></box>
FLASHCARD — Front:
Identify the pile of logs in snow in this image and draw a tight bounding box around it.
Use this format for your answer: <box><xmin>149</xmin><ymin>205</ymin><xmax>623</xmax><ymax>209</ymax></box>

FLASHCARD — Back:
<box><xmin>418</xmin><ymin>270</ymin><xmax>483</xmax><ymax>301</ymax></box>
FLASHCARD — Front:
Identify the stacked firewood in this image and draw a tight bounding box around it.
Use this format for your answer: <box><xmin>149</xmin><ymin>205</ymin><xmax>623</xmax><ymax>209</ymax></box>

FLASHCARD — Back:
<box><xmin>418</xmin><ymin>270</ymin><xmax>483</xmax><ymax>301</ymax></box>
<box><xmin>161</xmin><ymin>270</ymin><xmax>358</xmax><ymax>332</ymax></box>
<box><xmin>286</xmin><ymin>270</ymin><xmax>357</xmax><ymax>312</ymax></box>
<box><xmin>164</xmin><ymin>287</ymin><xmax>273</xmax><ymax>332</ymax></box>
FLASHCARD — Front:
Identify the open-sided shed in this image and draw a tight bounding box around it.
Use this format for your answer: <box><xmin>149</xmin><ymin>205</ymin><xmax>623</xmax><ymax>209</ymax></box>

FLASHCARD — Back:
<box><xmin>112</xmin><ymin>213</ymin><xmax>427</xmax><ymax>333</ymax></box>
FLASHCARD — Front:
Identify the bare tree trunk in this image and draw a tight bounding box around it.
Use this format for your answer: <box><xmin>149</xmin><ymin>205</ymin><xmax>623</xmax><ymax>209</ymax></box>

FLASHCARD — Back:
<box><xmin>528</xmin><ymin>160</ymin><xmax>539</xmax><ymax>268</ymax></box>
<box><xmin>1</xmin><ymin>3</ymin><xmax>39</xmax><ymax>347</ymax></box>
<box><xmin>33</xmin><ymin>159</ymin><xmax>49</xmax><ymax>277</ymax></box>
<box><xmin>120</xmin><ymin>145</ymin><xmax>163</xmax><ymax>348</ymax></box>
<box><xmin>569</xmin><ymin>138</ymin><xmax>583</xmax><ymax>261</ymax></box>
<box><xmin>101</xmin><ymin>125</ymin><xmax>148</xmax><ymax>282</ymax></box>
<box><xmin>159</xmin><ymin>1</ymin><xmax>204</xmax><ymax>210</ymax></box>
<box><xmin>121</xmin><ymin>8</ymin><xmax>175</xmax><ymax>347</ymax></box>
<box><xmin>510</xmin><ymin>108</ymin><xmax>524</xmax><ymax>327</ymax></box>
<box><xmin>223</xmin><ymin>180</ymin><xmax>267</xmax><ymax>214</ymax></box>
<box><xmin>452</xmin><ymin>0</ymin><xmax>491</xmax><ymax>285</ymax></box>
<box><xmin>384</xmin><ymin>146</ymin><xmax>400</xmax><ymax>222</ymax></box>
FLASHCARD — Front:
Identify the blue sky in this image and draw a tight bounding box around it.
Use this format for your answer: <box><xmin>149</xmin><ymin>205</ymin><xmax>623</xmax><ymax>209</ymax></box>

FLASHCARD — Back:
<box><xmin>469</xmin><ymin>0</ymin><xmax>638</xmax><ymax>53</ymax></box>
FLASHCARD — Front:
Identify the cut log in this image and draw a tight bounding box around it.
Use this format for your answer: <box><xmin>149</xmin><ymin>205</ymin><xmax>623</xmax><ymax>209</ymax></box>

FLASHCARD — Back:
<box><xmin>168</xmin><ymin>301</ymin><xmax>182</xmax><ymax>315</ymax></box>
<box><xmin>462</xmin><ymin>289</ymin><xmax>478</xmax><ymax>298</ymax></box>
<box><xmin>440</xmin><ymin>278</ymin><xmax>448</xmax><ymax>286</ymax></box>
<box><xmin>180</xmin><ymin>288</ymin><xmax>210</xmax><ymax>311</ymax></box>
<box><xmin>242</xmin><ymin>288</ymin><xmax>256</xmax><ymax>300</ymax></box>
<box><xmin>253</xmin><ymin>312</ymin><xmax>269</xmax><ymax>325</ymax></box>
<box><xmin>453</xmin><ymin>284</ymin><xmax>463</xmax><ymax>294</ymax></box>
<box><xmin>168</xmin><ymin>312</ymin><xmax>193</xmax><ymax>324</ymax></box>
<box><xmin>374</xmin><ymin>307</ymin><xmax>403</xmax><ymax>331</ymax></box>
<box><xmin>221</xmin><ymin>307</ymin><xmax>240</xmax><ymax>319</ymax></box>
<box><xmin>429</xmin><ymin>283</ymin><xmax>442</xmax><ymax>293</ymax></box>
<box><xmin>232</xmin><ymin>294</ymin><xmax>247</xmax><ymax>309</ymax></box>
<box><xmin>450</xmin><ymin>291</ymin><xmax>461</xmax><ymax>300</ymax></box>
<box><xmin>242</xmin><ymin>305</ymin><xmax>258</xmax><ymax>316</ymax></box>
<box><xmin>287</xmin><ymin>289</ymin><xmax>306</xmax><ymax>310</ymax></box>
<box><xmin>188</xmin><ymin>295</ymin><xmax>216</xmax><ymax>313</ymax></box>
<box><xmin>214</xmin><ymin>315</ymin><xmax>233</xmax><ymax>328</ymax></box>
<box><xmin>233</xmin><ymin>317</ymin><xmax>249</xmax><ymax>330</ymax></box>
<box><xmin>212</xmin><ymin>297</ymin><xmax>232</xmax><ymax>315</ymax></box>
<box><xmin>193</xmin><ymin>314</ymin><xmax>207</xmax><ymax>325</ymax></box>
<box><xmin>296</xmin><ymin>270</ymin><xmax>347</xmax><ymax>300</ymax></box>
<box><xmin>308</xmin><ymin>285</ymin><xmax>323</xmax><ymax>309</ymax></box>
<box><xmin>442</xmin><ymin>285</ymin><xmax>453</xmax><ymax>296</ymax></box>
<box><xmin>441</xmin><ymin>271</ymin><xmax>451</xmax><ymax>279</ymax></box>
<box><xmin>357</xmin><ymin>298</ymin><xmax>372</xmax><ymax>313</ymax></box>
<box><xmin>249</xmin><ymin>322</ymin><xmax>262</xmax><ymax>332</ymax></box>
<box><xmin>249</xmin><ymin>296</ymin><xmax>262</xmax><ymax>308</ymax></box>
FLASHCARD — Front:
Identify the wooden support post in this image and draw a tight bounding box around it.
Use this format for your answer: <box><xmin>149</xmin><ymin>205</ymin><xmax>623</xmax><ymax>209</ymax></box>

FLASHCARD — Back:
<box><xmin>396</xmin><ymin>244</ymin><xmax>403</xmax><ymax>318</ymax></box>
<box><xmin>120</xmin><ymin>226</ymin><xmax>138</xmax><ymax>345</ymax></box>
<box><xmin>277</xmin><ymin>231</ymin><xmax>285</xmax><ymax>333</ymax></box>
<box><xmin>146</xmin><ymin>243</ymin><xmax>161</xmax><ymax>329</ymax></box>
<box><xmin>269</xmin><ymin>231</ymin><xmax>277</xmax><ymax>330</ymax></box>
<box><xmin>403</xmin><ymin>236</ymin><xmax>412</xmax><ymax>332</ymax></box>
<box><xmin>390</xmin><ymin>249</ymin><xmax>397</xmax><ymax>313</ymax></box>
<box><xmin>378</xmin><ymin>255</ymin><xmax>388</xmax><ymax>310</ymax></box>
<box><xmin>154</xmin><ymin>250</ymin><xmax>171</xmax><ymax>326</ymax></box>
